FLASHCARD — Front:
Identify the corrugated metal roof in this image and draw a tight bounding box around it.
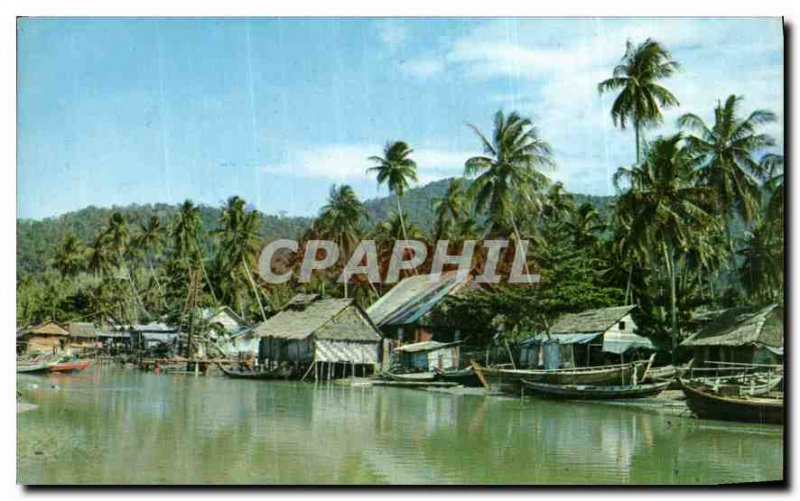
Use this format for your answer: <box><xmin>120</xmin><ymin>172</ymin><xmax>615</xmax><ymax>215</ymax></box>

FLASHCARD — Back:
<box><xmin>681</xmin><ymin>304</ymin><xmax>782</xmax><ymax>348</ymax></box>
<box><xmin>602</xmin><ymin>331</ymin><xmax>655</xmax><ymax>354</ymax></box>
<box><xmin>394</xmin><ymin>340</ymin><xmax>461</xmax><ymax>353</ymax></box>
<box><xmin>549</xmin><ymin>305</ymin><xmax>636</xmax><ymax>334</ymax></box>
<box><xmin>253</xmin><ymin>297</ymin><xmax>380</xmax><ymax>342</ymax></box>
<box><xmin>366</xmin><ymin>271</ymin><xmax>469</xmax><ymax>326</ymax></box>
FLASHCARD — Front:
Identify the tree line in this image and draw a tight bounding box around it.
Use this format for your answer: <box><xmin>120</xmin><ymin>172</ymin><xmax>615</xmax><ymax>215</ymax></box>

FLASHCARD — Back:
<box><xmin>17</xmin><ymin>38</ymin><xmax>783</xmax><ymax>355</ymax></box>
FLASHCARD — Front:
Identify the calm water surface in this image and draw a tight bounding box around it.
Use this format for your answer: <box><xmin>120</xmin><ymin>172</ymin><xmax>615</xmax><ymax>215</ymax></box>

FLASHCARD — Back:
<box><xmin>17</xmin><ymin>366</ymin><xmax>783</xmax><ymax>485</ymax></box>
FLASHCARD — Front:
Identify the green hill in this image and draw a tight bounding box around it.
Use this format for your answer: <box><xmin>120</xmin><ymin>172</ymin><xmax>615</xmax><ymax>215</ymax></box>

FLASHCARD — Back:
<box><xmin>16</xmin><ymin>179</ymin><xmax>617</xmax><ymax>280</ymax></box>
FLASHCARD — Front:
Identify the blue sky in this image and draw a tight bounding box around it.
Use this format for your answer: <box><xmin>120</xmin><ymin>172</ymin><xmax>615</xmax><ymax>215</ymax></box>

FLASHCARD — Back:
<box><xmin>18</xmin><ymin>17</ymin><xmax>783</xmax><ymax>220</ymax></box>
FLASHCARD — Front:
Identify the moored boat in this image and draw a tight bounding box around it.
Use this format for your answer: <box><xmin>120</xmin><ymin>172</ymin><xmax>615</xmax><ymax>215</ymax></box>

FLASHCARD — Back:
<box><xmin>217</xmin><ymin>363</ymin><xmax>293</xmax><ymax>380</ymax></box>
<box><xmin>678</xmin><ymin>377</ymin><xmax>783</xmax><ymax>425</ymax></box>
<box><xmin>17</xmin><ymin>361</ymin><xmax>54</xmax><ymax>374</ymax></box>
<box><xmin>474</xmin><ymin>361</ymin><xmax>647</xmax><ymax>392</ymax></box>
<box><xmin>520</xmin><ymin>379</ymin><xmax>671</xmax><ymax>400</ymax></box>
<box><xmin>384</xmin><ymin>371</ymin><xmax>437</xmax><ymax>383</ymax></box>
<box><xmin>50</xmin><ymin>358</ymin><xmax>92</xmax><ymax>373</ymax></box>
<box><xmin>434</xmin><ymin>367</ymin><xmax>483</xmax><ymax>387</ymax></box>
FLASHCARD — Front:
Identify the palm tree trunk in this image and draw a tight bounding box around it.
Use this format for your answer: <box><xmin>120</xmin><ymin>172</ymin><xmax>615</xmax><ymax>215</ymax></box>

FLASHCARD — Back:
<box><xmin>662</xmin><ymin>242</ymin><xmax>678</xmax><ymax>364</ymax></box>
<box><xmin>193</xmin><ymin>242</ymin><xmax>218</xmax><ymax>305</ymax></box>
<box><xmin>624</xmin><ymin>264</ymin><xmax>633</xmax><ymax>304</ymax></box>
<box><xmin>510</xmin><ymin>216</ymin><xmax>534</xmax><ymax>283</ymax></box>
<box><xmin>635</xmin><ymin>120</ymin><xmax>641</xmax><ymax>164</ymax></box>
<box><xmin>242</xmin><ymin>257</ymin><xmax>267</xmax><ymax>321</ymax></box>
<box><xmin>396</xmin><ymin>195</ymin><xmax>419</xmax><ymax>276</ymax></box>
<box><xmin>149</xmin><ymin>261</ymin><xmax>168</xmax><ymax>308</ymax></box>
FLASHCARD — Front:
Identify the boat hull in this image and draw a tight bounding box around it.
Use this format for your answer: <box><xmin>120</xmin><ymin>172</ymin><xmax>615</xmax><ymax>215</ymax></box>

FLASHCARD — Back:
<box><xmin>50</xmin><ymin>360</ymin><xmax>92</xmax><ymax>373</ymax></box>
<box><xmin>385</xmin><ymin>372</ymin><xmax>437</xmax><ymax>383</ymax></box>
<box><xmin>17</xmin><ymin>363</ymin><xmax>53</xmax><ymax>374</ymax></box>
<box><xmin>521</xmin><ymin>379</ymin><xmax>670</xmax><ymax>400</ymax></box>
<box><xmin>218</xmin><ymin>364</ymin><xmax>293</xmax><ymax>380</ymax></box>
<box><xmin>434</xmin><ymin>368</ymin><xmax>483</xmax><ymax>387</ymax></box>
<box><xmin>679</xmin><ymin>379</ymin><xmax>783</xmax><ymax>425</ymax></box>
<box><xmin>476</xmin><ymin>363</ymin><xmax>643</xmax><ymax>393</ymax></box>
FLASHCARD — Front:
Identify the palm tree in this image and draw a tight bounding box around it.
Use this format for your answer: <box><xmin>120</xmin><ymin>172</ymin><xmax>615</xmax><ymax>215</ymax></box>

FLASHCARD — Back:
<box><xmin>678</xmin><ymin>95</ymin><xmax>776</xmax><ymax>264</ymax></box>
<box><xmin>566</xmin><ymin>202</ymin><xmax>605</xmax><ymax>249</ymax></box>
<box><xmin>433</xmin><ymin>178</ymin><xmax>468</xmax><ymax>241</ymax></box>
<box><xmin>614</xmin><ymin>134</ymin><xmax>718</xmax><ymax>360</ymax></box>
<box><xmin>53</xmin><ymin>234</ymin><xmax>86</xmax><ymax>279</ymax></box>
<box><xmin>107</xmin><ymin>211</ymin><xmax>151</xmax><ymax>318</ymax></box>
<box><xmin>367</xmin><ymin>141</ymin><xmax>419</xmax><ymax>244</ymax></box>
<box><xmin>465</xmin><ymin>110</ymin><xmax>554</xmax><ymax>246</ymax></box>
<box><xmin>86</xmin><ymin>231</ymin><xmax>114</xmax><ymax>278</ymax></box>
<box><xmin>598</xmin><ymin>38</ymin><xmax>680</xmax><ymax>163</ymax></box>
<box><xmin>136</xmin><ymin>216</ymin><xmax>167</xmax><ymax>307</ymax></box>
<box><xmin>762</xmin><ymin>153</ymin><xmax>784</xmax><ymax>227</ymax></box>
<box><xmin>739</xmin><ymin>218</ymin><xmax>783</xmax><ymax>303</ymax></box>
<box><xmin>317</xmin><ymin>185</ymin><xmax>369</xmax><ymax>298</ymax></box>
<box><xmin>215</xmin><ymin>196</ymin><xmax>267</xmax><ymax>319</ymax></box>
<box><xmin>170</xmin><ymin>200</ymin><xmax>218</xmax><ymax>305</ymax></box>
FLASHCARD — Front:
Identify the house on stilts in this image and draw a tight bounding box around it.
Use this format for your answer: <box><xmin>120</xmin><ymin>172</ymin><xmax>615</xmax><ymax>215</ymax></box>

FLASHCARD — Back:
<box><xmin>519</xmin><ymin>305</ymin><xmax>655</xmax><ymax>369</ymax></box>
<box><xmin>253</xmin><ymin>294</ymin><xmax>383</xmax><ymax>380</ymax></box>
<box><xmin>681</xmin><ymin>304</ymin><xmax>783</xmax><ymax>366</ymax></box>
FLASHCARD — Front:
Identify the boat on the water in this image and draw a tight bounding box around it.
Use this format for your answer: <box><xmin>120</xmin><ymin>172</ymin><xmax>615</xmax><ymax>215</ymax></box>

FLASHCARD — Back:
<box><xmin>217</xmin><ymin>363</ymin><xmax>293</xmax><ymax>380</ymax></box>
<box><xmin>50</xmin><ymin>358</ymin><xmax>92</xmax><ymax>373</ymax></box>
<box><xmin>384</xmin><ymin>371</ymin><xmax>437</xmax><ymax>383</ymax></box>
<box><xmin>689</xmin><ymin>372</ymin><xmax>782</xmax><ymax>397</ymax></box>
<box><xmin>434</xmin><ymin>367</ymin><xmax>483</xmax><ymax>387</ymax></box>
<box><xmin>678</xmin><ymin>377</ymin><xmax>783</xmax><ymax>425</ymax></box>
<box><xmin>520</xmin><ymin>379</ymin><xmax>671</xmax><ymax>400</ymax></box>
<box><xmin>473</xmin><ymin>361</ymin><xmax>647</xmax><ymax>392</ymax></box>
<box><xmin>16</xmin><ymin>361</ymin><xmax>54</xmax><ymax>374</ymax></box>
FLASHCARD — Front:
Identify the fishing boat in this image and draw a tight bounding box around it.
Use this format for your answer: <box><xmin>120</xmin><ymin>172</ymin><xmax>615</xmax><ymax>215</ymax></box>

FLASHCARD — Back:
<box><xmin>690</xmin><ymin>371</ymin><xmax>782</xmax><ymax>397</ymax></box>
<box><xmin>384</xmin><ymin>371</ymin><xmax>437</xmax><ymax>383</ymax></box>
<box><xmin>16</xmin><ymin>361</ymin><xmax>54</xmax><ymax>374</ymax></box>
<box><xmin>678</xmin><ymin>378</ymin><xmax>783</xmax><ymax>425</ymax></box>
<box><xmin>520</xmin><ymin>379</ymin><xmax>671</xmax><ymax>400</ymax></box>
<box><xmin>50</xmin><ymin>357</ymin><xmax>92</xmax><ymax>373</ymax></box>
<box><xmin>434</xmin><ymin>367</ymin><xmax>483</xmax><ymax>387</ymax></box>
<box><xmin>217</xmin><ymin>363</ymin><xmax>293</xmax><ymax>380</ymax></box>
<box><xmin>473</xmin><ymin>361</ymin><xmax>646</xmax><ymax>392</ymax></box>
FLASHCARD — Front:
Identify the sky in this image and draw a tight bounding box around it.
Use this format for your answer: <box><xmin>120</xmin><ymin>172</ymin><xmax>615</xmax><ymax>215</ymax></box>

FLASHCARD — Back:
<box><xmin>17</xmin><ymin>17</ymin><xmax>784</xmax><ymax>220</ymax></box>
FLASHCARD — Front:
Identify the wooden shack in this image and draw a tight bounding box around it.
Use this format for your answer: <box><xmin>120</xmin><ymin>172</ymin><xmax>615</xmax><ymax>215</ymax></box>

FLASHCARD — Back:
<box><xmin>681</xmin><ymin>304</ymin><xmax>783</xmax><ymax>365</ymax></box>
<box><xmin>19</xmin><ymin>321</ymin><xmax>69</xmax><ymax>354</ymax></box>
<box><xmin>393</xmin><ymin>340</ymin><xmax>461</xmax><ymax>372</ymax></box>
<box><xmin>254</xmin><ymin>294</ymin><xmax>382</xmax><ymax>379</ymax></box>
<box><xmin>366</xmin><ymin>270</ymin><xmax>471</xmax><ymax>344</ymax></box>
<box><xmin>519</xmin><ymin>305</ymin><xmax>654</xmax><ymax>369</ymax></box>
<box><xmin>67</xmin><ymin>322</ymin><xmax>99</xmax><ymax>353</ymax></box>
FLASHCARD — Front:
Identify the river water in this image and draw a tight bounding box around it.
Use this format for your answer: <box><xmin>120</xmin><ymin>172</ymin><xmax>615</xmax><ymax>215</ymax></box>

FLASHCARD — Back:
<box><xmin>17</xmin><ymin>366</ymin><xmax>783</xmax><ymax>485</ymax></box>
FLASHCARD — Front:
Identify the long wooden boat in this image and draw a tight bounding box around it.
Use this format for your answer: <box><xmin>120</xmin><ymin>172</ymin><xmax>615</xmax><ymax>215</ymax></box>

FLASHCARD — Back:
<box><xmin>520</xmin><ymin>379</ymin><xmax>671</xmax><ymax>400</ymax></box>
<box><xmin>434</xmin><ymin>367</ymin><xmax>483</xmax><ymax>387</ymax></box>
<box><xmin>385</xmin><ymin>371</ymin><xmax>437</xmax><ymax>383</ymax></box>
<box><xmin>678</xmin><ymin>378</ymin><xmax>783</xmax><ymax>425</ymax></box>
<box><xmin>17</xmin><ymin>361</ymin><xmax>54</xmax><ymax>374</ymax></box>
<box><xmin>217</xmin><ymin>363</ymin><xmax>293</xmax><ymax>380</ymax></box>
<box><xmin>50</xmin><ymin>359</ymin><xmax>92</xmax><ymax>373</ymax></box>
<box><xmin>474</xmin><ymin>361</ymin><xmax>646</xmax><ymax>392</ymax></box>
<box><xmin>690</xmin><ymin>372</ymin><xmax>782</xmax><ymax>397</ymax></box>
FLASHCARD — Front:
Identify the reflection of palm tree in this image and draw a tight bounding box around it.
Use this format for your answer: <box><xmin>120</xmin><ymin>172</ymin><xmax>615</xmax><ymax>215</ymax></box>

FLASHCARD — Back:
<box><xmin>598</xmin><ymin>38</ymin><xmax>680</xmax><ymax>163</ymax></box>
<box><xmin>368</xmin><ymin>141</ymin><xmax>419</xmax><ymax>244</ymax></box>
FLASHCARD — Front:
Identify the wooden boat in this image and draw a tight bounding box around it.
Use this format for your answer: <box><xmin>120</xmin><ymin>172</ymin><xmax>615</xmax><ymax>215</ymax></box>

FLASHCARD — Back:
<box><xmin>17</xmin><ymin>361</ymin><xmax>54</xmax><ymax>374</ymax></box>
<box><xmin>691</xmin><ymin>372</ymin><xmax>782</xmax><ymax>397</ymax></box>
<box><xmin>385</xmin><ymin>371</ymin><xmax>437</xmax><ymax>383</ymax></box>
<box><xmin>373</xmin><ymin>380</ymin><xmax>460</xmax><ymax>389</ymax></box>
<box><xmin>50</xmin><ymin>359</ymin><xmax>92</xmax><ymax>373</ymax></box>
<box><xmin>434</xmin><ymin>367</ymin><xmax>483</xmax><ymax>387</ymax></box>
<box><xmin>520</xmin><ymin>379</ymin><xmax>671</xmax><ymax>400</ymax></box>
<box><xmin>217</xmin><ymin>363</ymin><xmax>293</xmax><ymax>380</ymax></box>
<box><xmin>679</xmin><ymin>378</ymin><xmax>783</xmax><ymax>425</ymax></box>
<box><xmin>474</xmin><ymin>361</ymin><xmax>646</xmax><ymax>392</ymax></box>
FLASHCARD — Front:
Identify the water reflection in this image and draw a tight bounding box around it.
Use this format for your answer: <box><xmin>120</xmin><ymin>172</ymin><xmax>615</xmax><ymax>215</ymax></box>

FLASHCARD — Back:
<box><xmin>17</xmin><ymin>367</ymin><xmax>782</xmax><ymax>485</ymax></box>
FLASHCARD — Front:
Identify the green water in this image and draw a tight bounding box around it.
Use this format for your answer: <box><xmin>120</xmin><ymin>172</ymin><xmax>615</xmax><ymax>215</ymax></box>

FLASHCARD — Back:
<box><xmin>17</xmin><ymin>366</ymin><xmax>783</xmax><ymax>485</ymax></box>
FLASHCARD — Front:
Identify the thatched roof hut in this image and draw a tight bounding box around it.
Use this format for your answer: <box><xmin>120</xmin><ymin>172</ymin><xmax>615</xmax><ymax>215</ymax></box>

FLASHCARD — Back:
<box><xmin>681</xmin><ymin>304</ymin><xmax>783</xmax><ymax>363</ymax></box>
<box><xmin>254</xmin><ymin>295</ymin><xmax>382</xmax><ymax>369</ymax></box>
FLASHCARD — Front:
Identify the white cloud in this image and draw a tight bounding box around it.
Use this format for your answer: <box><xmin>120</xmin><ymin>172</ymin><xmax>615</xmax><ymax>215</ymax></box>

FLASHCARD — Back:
<box><xmin>402</xmin><ymin>18</ymin><xmax>783</xmax><ymax>195</ymax></box>
<box><xmin>404</xmin><ymin>57</ymin><xmax>445</xmax><ymax>78</ymax></box>
<box><xmin>263</xmin><ymin>144</ymin><xmax>473</xmax><ymax>184</ymax></box>
<box><xmin>376</xmin><ymin>21</ymin><xmax>408</xmax><ymax>54</ymax></box>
